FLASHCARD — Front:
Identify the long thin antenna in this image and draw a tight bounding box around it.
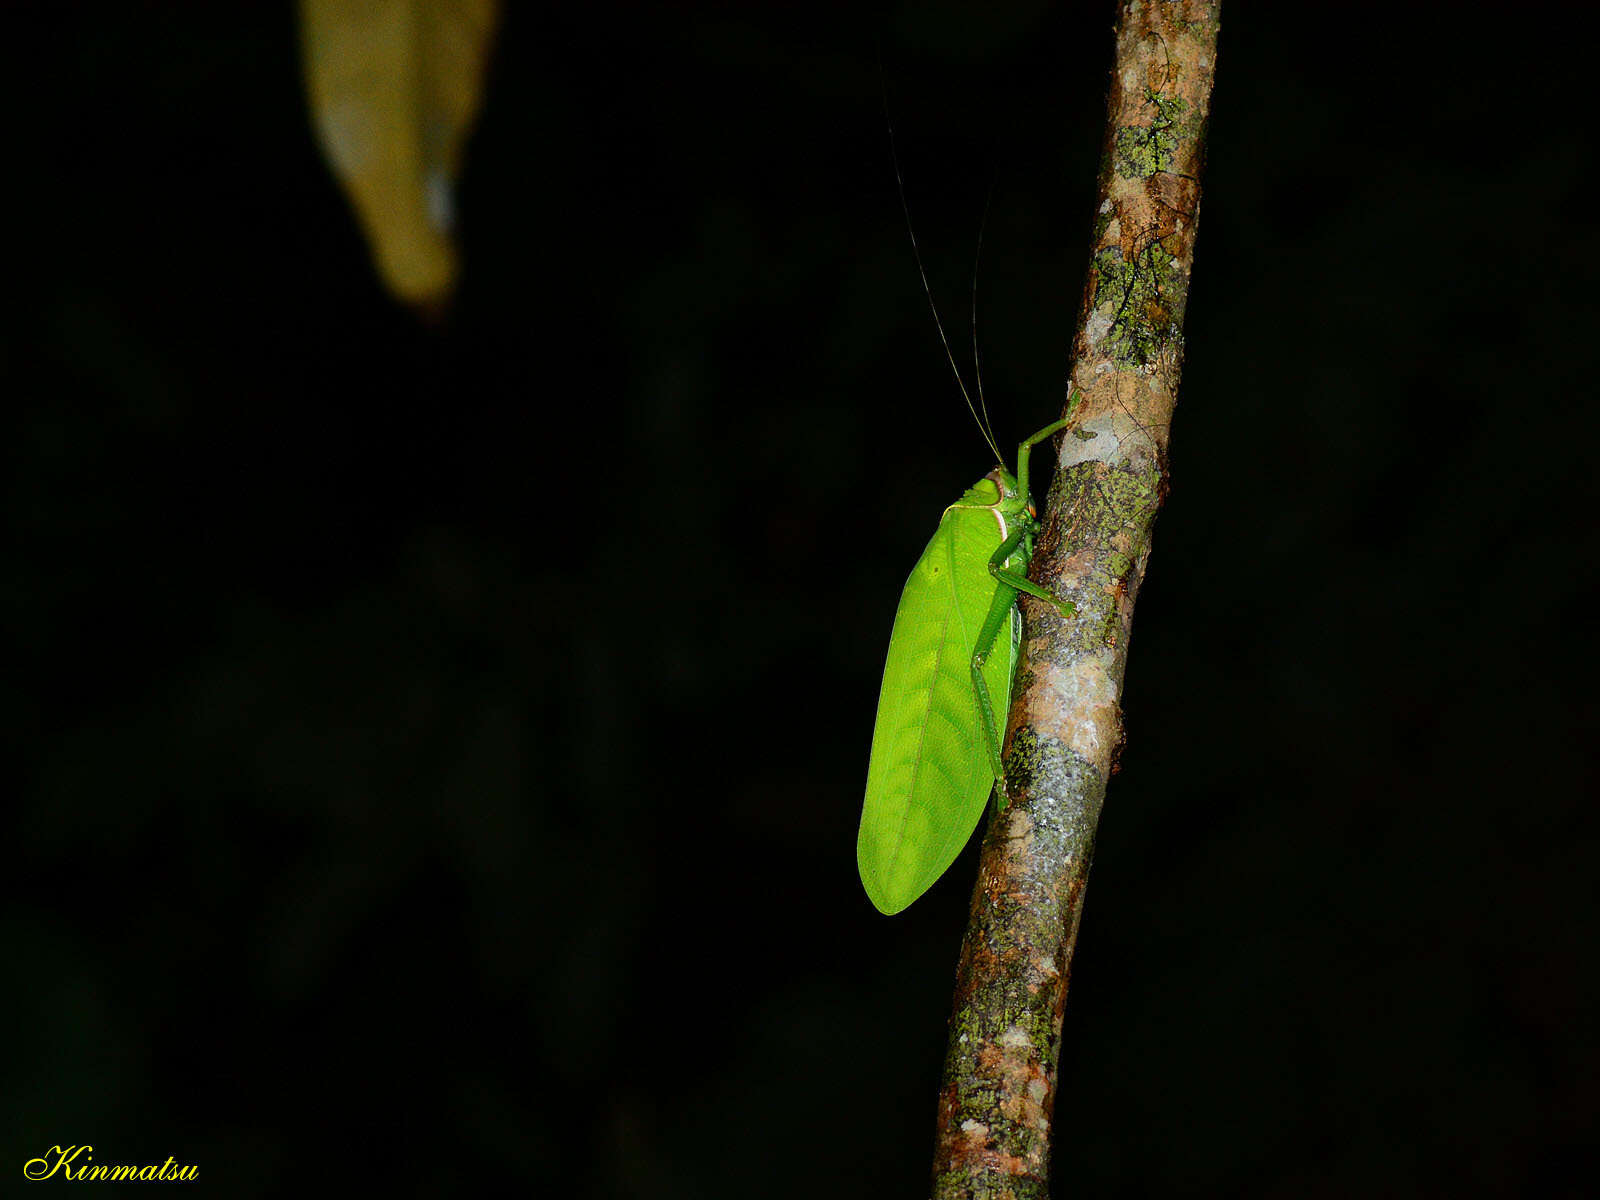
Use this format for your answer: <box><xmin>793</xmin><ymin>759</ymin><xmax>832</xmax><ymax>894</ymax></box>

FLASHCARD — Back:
<box><xmin>969</xmin><ymin>183</ymin><xmax>1002</xmax><ymax>466</ymax></box>
<box><xmin>881</xmin><ymin>77</ymin><xmax>1005</xmax><ymax>468</ymax></box>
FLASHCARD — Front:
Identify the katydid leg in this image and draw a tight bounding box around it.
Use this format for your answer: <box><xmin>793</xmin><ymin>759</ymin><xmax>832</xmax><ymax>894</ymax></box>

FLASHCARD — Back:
<box><xmin>969</xmin><ymin>577</ymin><xmax>1020</xmax><ymax>804</ymax></box>
<box><xmin>968</xmin><ymin>524</ymin><xmax>1037</xmax><ymax>803</ymax></box>
<box><xmin>1014</xmin><ymin>390</ymin><xmax>1082</xmax><ymax>501</ymax></box>
<box><xmin>986</xmin><ymin>522</ymin><xmax>1074</xmax><ymax>619</ymax></box>
<box><xmin>969</xmin><ymin>518</ymin><xmax>1077</xmax><ymax>808</ymax></box>
<box><xmin>990</xmin><ymin>563</ymin><xmax>1075</xmax><ymax>619</ymax></box>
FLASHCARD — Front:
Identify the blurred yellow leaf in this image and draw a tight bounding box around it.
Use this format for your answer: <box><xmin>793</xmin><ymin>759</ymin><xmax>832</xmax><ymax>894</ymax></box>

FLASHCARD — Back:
<box><xmin>300</xmin><ymin>0</ymin><xmax>496</xmax><ymax>307</ymax></box>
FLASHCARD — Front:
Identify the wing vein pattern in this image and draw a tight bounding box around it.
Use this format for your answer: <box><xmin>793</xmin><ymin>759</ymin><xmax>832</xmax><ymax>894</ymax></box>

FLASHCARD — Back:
<box><xmin>858</xmin><ymin>491</ymin><xmax>1016</xmax><ymax>914</ymax></box>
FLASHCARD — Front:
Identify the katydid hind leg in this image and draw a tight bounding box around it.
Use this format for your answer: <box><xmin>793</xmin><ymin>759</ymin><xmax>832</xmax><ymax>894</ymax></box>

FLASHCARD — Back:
<box><xmin>969</xmin><ymin>577</ymin><xmax>1020</xmax><ymax>807</ymax></box>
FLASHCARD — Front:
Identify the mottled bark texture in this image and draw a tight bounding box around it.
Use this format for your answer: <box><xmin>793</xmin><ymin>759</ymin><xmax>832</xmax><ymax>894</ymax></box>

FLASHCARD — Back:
<box><xmin>931</xmin><ymin>5</ymin><xmax>1219</xmax><ymax>1198</ymax></box>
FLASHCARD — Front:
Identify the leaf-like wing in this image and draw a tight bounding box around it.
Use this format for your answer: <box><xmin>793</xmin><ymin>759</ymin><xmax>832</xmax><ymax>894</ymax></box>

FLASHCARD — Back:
<box><xmin>858</xmin><ymin>500</ymin><xmax>1012</xmax><ymax>914</ymax></box>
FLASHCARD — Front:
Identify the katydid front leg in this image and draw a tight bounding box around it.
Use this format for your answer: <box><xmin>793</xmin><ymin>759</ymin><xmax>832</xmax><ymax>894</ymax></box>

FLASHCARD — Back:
<box><xmin>1014</xmin><ymin>394</ymin><xmax>1081</xmax><ymax>503</ymax></box>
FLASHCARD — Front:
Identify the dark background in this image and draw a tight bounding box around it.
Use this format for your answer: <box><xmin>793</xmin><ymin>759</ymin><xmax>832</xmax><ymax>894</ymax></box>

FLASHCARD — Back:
<box><xmin>7</xmin><ymin>2</ymin><xmax>1596</xmax><ymax>1195</ymax></box>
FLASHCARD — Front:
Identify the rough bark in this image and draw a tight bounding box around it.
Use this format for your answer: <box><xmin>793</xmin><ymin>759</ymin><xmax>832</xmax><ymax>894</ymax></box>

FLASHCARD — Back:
<box><xmin>931</xmin><ymin>5</ymin><xmax>1220</xmax><ymax>1197</ymax></box>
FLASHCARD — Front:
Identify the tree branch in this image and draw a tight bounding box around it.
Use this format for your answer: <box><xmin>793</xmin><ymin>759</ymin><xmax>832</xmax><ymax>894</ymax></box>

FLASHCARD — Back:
<box><xmin>931</xmin><ymin>5</ymin><xmax>1220</xmax><ymax>1197</ymax></box>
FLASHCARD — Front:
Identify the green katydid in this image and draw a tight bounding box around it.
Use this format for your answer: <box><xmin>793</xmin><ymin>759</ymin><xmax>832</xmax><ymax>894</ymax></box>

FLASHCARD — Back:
<box><xmin>855</xmin><ymin>392</ymin><xmax>1081</xmax><ymax>915</ymax></box>
<box><xmin>856</xmin><ymin>167</ymin><xmax>1082</xmax><ymax>914</ymax></box>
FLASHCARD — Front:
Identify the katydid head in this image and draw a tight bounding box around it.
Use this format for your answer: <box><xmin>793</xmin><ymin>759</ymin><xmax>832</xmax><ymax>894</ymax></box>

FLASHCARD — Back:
<box><xmin>959</xmin><ymin>471</ymin><xmax>1007</xmax><ymax>509</ymax></box>
<box><xmin>972</xmin><ymin>466</ymin><xmax>1034</xmax><ymax>525</ymax></box>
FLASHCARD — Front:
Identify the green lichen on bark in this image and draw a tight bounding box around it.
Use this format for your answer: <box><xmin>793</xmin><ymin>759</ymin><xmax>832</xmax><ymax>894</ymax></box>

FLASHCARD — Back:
<box><xmin>1002</xmin><ymin>723</ymin><xmax>1045</xmax><ymax>792</ymax></box>
<box><xmin>1046</xmin><ymin>456</ymin><xmax>1162</xmax><ymax>647</ymax></box>
<box><xmin>1113</xmin><ymin>93</ymin><xmax>1191</xmax><ymax>178</ymax></box>
<box><xmin>1059</xmin><ymin>456</ymin><xmax>1163</xmax><ymax>551</ymax></box>
<box><xmin>1089</xmin><ymin>243</ymin><xmax>1187</xmax><ymax>369</ymax></box>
